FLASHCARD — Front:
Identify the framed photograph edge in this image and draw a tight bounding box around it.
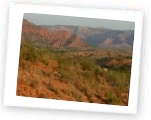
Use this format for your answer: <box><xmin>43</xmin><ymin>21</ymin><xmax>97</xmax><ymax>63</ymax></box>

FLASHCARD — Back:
<box><xmin>3</xmin><ymin>2</ymin><xmax>144</xmax><ymax>114</ymax></box>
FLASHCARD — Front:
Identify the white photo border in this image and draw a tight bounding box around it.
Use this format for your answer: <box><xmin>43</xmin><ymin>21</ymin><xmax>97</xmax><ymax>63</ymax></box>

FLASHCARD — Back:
<box><xmin>3</xmin><ymin>2</ymin><xmax>144</xmax><ymax>114</ymax></box>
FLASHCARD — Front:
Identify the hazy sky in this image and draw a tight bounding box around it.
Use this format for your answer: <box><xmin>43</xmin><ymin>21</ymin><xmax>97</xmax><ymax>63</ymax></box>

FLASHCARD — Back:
<box><xmin>24</xmin><ymin>13</ymin><xmax>135</xmax><ymax>30</ymax></box>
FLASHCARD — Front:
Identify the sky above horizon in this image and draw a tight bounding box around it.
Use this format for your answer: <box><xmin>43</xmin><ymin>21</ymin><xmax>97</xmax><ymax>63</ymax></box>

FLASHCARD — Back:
<box><xmin>24</xmin><ymin>13</ymin><xmax>135</xmax><ymax>30</ymax></box>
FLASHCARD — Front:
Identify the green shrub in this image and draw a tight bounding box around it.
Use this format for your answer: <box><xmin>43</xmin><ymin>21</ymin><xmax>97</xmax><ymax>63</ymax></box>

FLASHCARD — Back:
<box><xmin>94</xmin><ymin>67</ymin><xmax>103</xmax><ymax>76</ymax></box>
<box><xmin>19</xmin><ymin>43</ymin><xmax>38</xmax><ymax>62</ymax></box>
<box><xmin>79</xmin><ymin>58</ymin><xmax>96</xmax><ymax>71</ymax></box>
<box><xmin>46</xmin><ymin>82</ymin><xmax>58</xmax><ymax>95</ymax></box>
<box><xmin>40</xmin><ymin>53</ymin><xmax>50</xmax><ymax>66</ymax></box>
<box><xmin>39</xmin><ymin>94</ymin><xmax>48</xmax><ymax>99</ymax></box>
<box><xmin>60</xmin><ymin>67</ymin><xmax>76</xmax><ymax>83</ymax></box>
<box><xmin>105</xmin><ymin>92</ymin><xmax>120</xmax><ymax>104</ymax></box>
<box><xmin>71</xmin><ymin>91</ymin><xmax>82</xmax><ymax>102</ymax></box>
<box><xmin>19</xmin><ymin>60</ymin><xmax>25</xmax><ymax>68</ymax></box>
<box><xmin>42</xmin><ymin>70</ymin><xmax>51</xmax><ymax>77</ymax></box>
<box><xmin>29</xmin><ymin>78</ymin><xmax>38</xmax><ymax>88</ymax></box>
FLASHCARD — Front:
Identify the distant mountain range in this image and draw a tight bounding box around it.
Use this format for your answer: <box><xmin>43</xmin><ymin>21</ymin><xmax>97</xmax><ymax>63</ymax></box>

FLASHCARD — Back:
<box><xmin>21</xmin><ymin>19</ymin><xmax>134</xmax><ymax>48</ymax></box>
